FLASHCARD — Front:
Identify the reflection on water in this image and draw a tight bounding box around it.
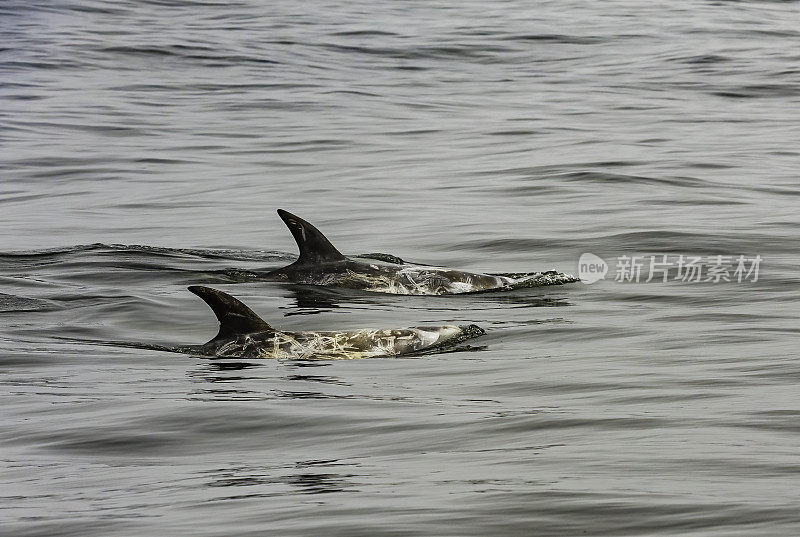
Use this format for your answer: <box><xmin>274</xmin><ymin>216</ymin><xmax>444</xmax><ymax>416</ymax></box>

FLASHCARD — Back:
<box><xmin>282</xmin><ymin>361</ymin><xmax>333</xmax><ymax>369</ymax></box>
<box><xmin>189</xmin><ymin>358</ymin><xmax>355</xmax><ymax>402</ymax></box>
<box><xmin>285</xmin><ymin>472</ymin><xmax>357</xmax><ymax>495</ymax></box>
<box><xmin>204</xmin><ymin>360</ymin><xmax>263</xmax><ymax>372</ymax></box>
<box><xmin>281</xmin><ymin>285</ymin><xmax>344</xmax><ymax>315</ymax></box>
<box><xmin>204</xmin><ymin>461</ymin><xmax>358</xmax><ymax>495</ymax></box>
<box><xmin>272</xmin><ymin>390</ymin><xmax>354</xmax><ymax>400</ymax></box>
<box><xmin>284</xmin><ymin>374</ymin><xmax>351</xmax><ymax>386</ymax></box>
<box><xmin>188</xmin><ymin>389</ymin><xmax>269</xmax><ymax>403</ymax></box>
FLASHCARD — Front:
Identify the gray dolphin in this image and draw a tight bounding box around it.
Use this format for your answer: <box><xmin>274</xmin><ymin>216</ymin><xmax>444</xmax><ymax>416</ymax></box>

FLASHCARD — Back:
<box><xmin>263</xmin><ymin>209</ymin><xmax>579</xmax><ymax>295</ymax></box>
<box><xmin>183</xmin><ymin>286</ymin><xmax>484</xmax><ymax>359</ymax></box>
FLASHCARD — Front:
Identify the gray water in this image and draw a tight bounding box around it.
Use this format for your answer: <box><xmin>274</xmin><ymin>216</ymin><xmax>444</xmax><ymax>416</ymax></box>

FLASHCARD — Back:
<box><xmin>2</xmin><ymin>1</ymin><xmax>800</xmax><ymax>535</ymax></box>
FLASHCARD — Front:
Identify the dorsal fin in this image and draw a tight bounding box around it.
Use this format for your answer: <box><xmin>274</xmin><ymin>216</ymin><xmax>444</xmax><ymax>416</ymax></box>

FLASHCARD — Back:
<box><xmin>277</xmin><ymin>209</ymin><xmax>345</xmax><ymax>264</ymax></box>
<box><xmin>188</xmin><ymin>286</ymin><xmax>272</xmax><ymax>341</ymax></box>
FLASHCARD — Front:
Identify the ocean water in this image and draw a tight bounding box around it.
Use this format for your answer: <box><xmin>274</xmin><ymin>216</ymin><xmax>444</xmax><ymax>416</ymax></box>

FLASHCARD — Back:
<box><xmin>2</xmin><ymin>0</ymin><xmax>800</xmax><ymax>535</ymax></box>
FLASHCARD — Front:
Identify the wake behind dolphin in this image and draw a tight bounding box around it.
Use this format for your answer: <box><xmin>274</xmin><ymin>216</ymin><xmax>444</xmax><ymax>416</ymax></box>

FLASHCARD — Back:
<box><xmin>263</xmin><ymin>209</ymin><xmax>579</xmax><ymax>295</ymax></box>
<box><xmin>182</xmin><ymin>286</ymin><xmax>484</xmax><ymax>359</ymax></box>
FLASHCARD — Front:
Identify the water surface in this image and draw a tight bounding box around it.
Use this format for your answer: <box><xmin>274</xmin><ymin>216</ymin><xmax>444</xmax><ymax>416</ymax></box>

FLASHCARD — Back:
<box><xmin>2</xmin><ymin>1</ymin><xmax>800</xmax><ymax>535</ymax></box>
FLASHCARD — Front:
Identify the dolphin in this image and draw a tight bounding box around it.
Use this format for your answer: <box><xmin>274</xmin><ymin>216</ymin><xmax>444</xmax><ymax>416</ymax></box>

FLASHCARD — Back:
<box><xmin>262</xmin><ymin>209</ymin><xmax>579</xmax><ymax>295</ymax></box>
<box><xmin>182</xmin><ymin>286</ymin><xmax>484</xmax><ymax>359</ymax></box>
